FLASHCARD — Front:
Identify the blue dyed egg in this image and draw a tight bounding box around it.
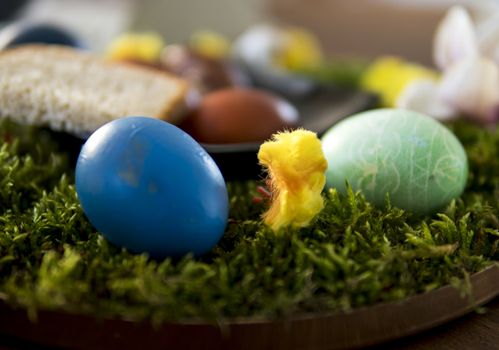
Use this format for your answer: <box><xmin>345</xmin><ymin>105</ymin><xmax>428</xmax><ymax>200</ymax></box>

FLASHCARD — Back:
<box><xmin>75</xmin><ymin>117</ymin><xmax>229</xmax><ymax>258</ymax></box>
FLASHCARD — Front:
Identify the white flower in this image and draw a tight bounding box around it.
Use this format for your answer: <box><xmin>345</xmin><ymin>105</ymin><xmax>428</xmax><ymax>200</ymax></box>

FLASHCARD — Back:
<box><xmin>397</xmin><ymin>79</ymin><xmax>455</xmax><ymax>120</ymax></box>
<box><xmin>396</xmin><ymin>6</ymin><xmax>499</xmax><ymax>124</ymax></box>
<box><xmin>439</xmin><ymin>55</ymin><xmax>499</xmax><ymax>123</ymax></box>
<box><xmin>433</xmin><ymin>6</ymin><xmax>478</xmax><ymax>70</ymax></box>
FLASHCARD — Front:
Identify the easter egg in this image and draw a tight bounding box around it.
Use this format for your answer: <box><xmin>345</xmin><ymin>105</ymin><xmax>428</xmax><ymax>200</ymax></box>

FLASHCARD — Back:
<box><xmin>179</xmin><ymin>88</ymin><xmax>299</xmax><ymax>144</ymax></box>
<box><xmin>75</xmin><ymin>117</ymin><xmax>229</xmax><ymax>258</ymax></box>
<box><xmin>321</xmin><ymin>109</ymin><xmax>468</xmax><ymax>214</ymax></box>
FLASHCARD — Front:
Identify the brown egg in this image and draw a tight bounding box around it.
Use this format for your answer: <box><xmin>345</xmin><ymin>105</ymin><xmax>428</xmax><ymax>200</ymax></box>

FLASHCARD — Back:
<box><xmin>179</xmin><ymin>88</ymin><xmax>300</xmax><ymax>144</ymax></box>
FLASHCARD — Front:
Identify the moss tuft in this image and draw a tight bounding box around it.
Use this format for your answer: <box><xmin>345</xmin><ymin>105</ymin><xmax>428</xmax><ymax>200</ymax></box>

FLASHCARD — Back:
<box><xmin>0</xmin><ymin>120</ymin><xmax>497</xmax><ymax>322</ymax></box>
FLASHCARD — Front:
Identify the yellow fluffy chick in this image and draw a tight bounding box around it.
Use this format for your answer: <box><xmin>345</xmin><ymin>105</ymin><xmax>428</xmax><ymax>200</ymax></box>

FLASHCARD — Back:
<box><xmin>106</xmin><ymin>32</ymin><xmax>165</xmax><ymax>63</ymax></box>
<box><xmin>258</xmin><ymin>129</ymin><xmax>328</xmax><ymax>231</ymax></box>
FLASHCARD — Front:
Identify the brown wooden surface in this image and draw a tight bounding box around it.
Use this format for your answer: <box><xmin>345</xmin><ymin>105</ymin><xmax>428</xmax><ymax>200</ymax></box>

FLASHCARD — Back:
<box><xmin>375</xmin><ymin>296</ymin><xmax>499</xmax><ymax>350</ymax></box>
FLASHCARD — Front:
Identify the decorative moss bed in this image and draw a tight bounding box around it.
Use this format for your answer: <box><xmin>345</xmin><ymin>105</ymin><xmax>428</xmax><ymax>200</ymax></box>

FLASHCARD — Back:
<box><xmin>0</xmin><ymin>119</ymin><xmax>497</xmax><ymax>324</ymax></box>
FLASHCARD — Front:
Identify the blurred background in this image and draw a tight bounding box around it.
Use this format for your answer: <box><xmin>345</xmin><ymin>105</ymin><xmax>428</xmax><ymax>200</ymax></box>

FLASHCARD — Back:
<box><xmin>1</xmin><ymin>0</ymin><xmax>499</xmax><ymax>65</ymax></box>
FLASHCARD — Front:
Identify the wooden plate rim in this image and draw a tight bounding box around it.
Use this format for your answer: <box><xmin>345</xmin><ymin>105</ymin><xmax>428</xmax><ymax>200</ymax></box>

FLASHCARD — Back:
<box><xmin>0</xmin><ymin>264</ymin><xmax>497</xmax><ymax>350</ymax></box>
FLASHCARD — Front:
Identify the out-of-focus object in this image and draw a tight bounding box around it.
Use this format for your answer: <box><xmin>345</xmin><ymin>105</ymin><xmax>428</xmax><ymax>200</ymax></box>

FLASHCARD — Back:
<box><xmin>233</xmin><ymin>23</ymin><xmax>323</xmax><ymax>81</ymax></box>
<box><xmin>189</xmin><ymin>30</ymin><xmax>231</xmax><ymax>60</ymax></box>
<box><xmin>361</xmin><ymin>56</ymin><xmax>438</xmax><ymax>107</ymax></box>
<box><xmin>179</xmin><ymin>88</ymin><xmax>299</xmax><ymax>144</ymax></box>
<box><xmin>396</xmin><ymin>79</ymin><xmax>455</xmax><ymax>120</ymax></box>
<box><xmin>0</xmin><ymin>45</ymin><xmax>188</xmax><ymax>137</ymax></box>
<box><xmin>268</xmin><ymin>0</ymin><xmax>499</xmax><ymax>66</ymax></box>
<box><xmin>0</xmin><ymin>0</ymin><xmax>29</xmax><ymax>21</ymax></box>
<box><xmin>359</xmin><ymin>55</ymin><xmax>456</xmax><ymax>120</ymax></box>
<box><xmin>106</xmin><ymin>32</ymin><xmax>164</xmax><ymax>63</ymax></box>
<box><xmin>433</xmin><ymin>4</ymin><xmax>478</xmax><ymax>70</ymax></box>
<box><xmin>162</xmin><ymin>45</ymin><xmax>245</xmax><ymax>94</ymax></box>
<box><xmin>439</xmin><ymin>55</ymin><xmax>499</xmax><ymax>122</ymax></box>
<box><xmin>477</xmin><ymin>11</ymin><xmax>499</xmax><ymax>66</ymax></box>
<box><xmin>134</xmin><ymin>0</ymin><xmax>264</xmax><ymax>46</ymax></box>
<box><xmin>0</xmin><ymin>22</ymin><xmax>83</xmax><ymax>49</ymax></box>
<box><xmin>106</xmin><ymin>30</ymin><xmax>245</xmax><ymax>94</ymax></box>
<box><xmin>397</xmin><ymin>6</ymin><xmax>499</xmax><ymax>124</ymax></box>
<box><xmin>232</xmin><ymin>24</ymin><xmax>323</xmax><ymax>97</ymax></box>
<box><xmin>18</xmin><ymin>0</ymin><xmax>135</xmax><ymax>53</ymax></box>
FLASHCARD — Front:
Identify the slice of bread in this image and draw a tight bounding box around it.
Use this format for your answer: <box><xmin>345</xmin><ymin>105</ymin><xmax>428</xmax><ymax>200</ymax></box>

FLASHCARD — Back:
<box><xmin>0</xmin><ymin>45</ymin><xmax>189</xmax><ymax>137</ymax></box>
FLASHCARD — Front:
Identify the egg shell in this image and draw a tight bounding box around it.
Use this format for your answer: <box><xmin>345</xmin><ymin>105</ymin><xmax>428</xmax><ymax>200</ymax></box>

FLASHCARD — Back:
<box><xmin>321</xmin><ymin>109</ymin><xmax>468</xmax><ymax>214</ymax></box>
<box><xmin>179</xmin><ymin>88</ymin><xmax>299</xmax><ymax>144</ymax></box>
<box><xmin>75</xmin><ymin>117</ymin><xmax>229</xmax><ymax>258</ymax></box>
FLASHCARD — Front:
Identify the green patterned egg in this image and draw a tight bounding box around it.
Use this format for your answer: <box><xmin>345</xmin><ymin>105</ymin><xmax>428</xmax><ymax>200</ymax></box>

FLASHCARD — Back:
<box><xmin>321</xmin><ymin>109</ymin><xmax>468</xmax><ymax>214</ymax></box>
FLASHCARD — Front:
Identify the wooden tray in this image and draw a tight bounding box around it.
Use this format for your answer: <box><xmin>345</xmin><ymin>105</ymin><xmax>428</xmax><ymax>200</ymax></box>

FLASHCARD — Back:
<box><xmin>0</xmin><ymin>265</ymin><xmax>497</xmax><ymax>350</ymax></box>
